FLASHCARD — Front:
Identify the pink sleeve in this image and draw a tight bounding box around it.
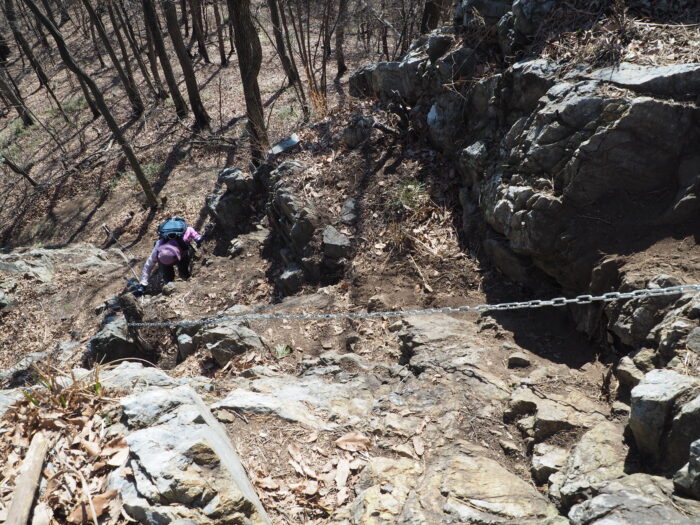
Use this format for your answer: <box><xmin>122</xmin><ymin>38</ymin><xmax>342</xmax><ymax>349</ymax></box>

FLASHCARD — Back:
<box><xmin>140</xmin><ymin>241</ymin><xmax>162</xmax><ymax>285</ymax></box>
<box><xmin>182</xmin><ymin>226</ymin><xmax>202</xmax><ymax>243</ymax></box>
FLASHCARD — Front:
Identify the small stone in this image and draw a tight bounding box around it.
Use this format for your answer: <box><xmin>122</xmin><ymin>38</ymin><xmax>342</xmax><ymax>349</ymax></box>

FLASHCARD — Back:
<box><xmin>278</xmin><ymin>265</ymin><xmax>304</xmax><ymax>295</ymax></box>
<box><xmin>162</xmin><ymin>282</ymin><xmax>177</xmax><ymax>296</ymax></box>
<box><xmin>388</xmin><ymin>321</ymin><xmax>403</xmax><ymax>332</ymax></box>
<box><xmin>531</xmin><ymin>443</ymin><xmax>568</xmax><ymax>484</ymax></box>
<box><xmin>341</xmin><ymin>198</ymin><xmax>358</xmax><ymax>225</ymax></box>
<box><xmin>499</xmin><ymin>439</ymin><xmax>520</xmax><ymax>455</ymax></box>
<box><xmin>177</xmin><ymin>334</ymin><xmax>195</xmax><ymax>360</ymax></box>
<box><xmin>345</xmin><ymin>332</ymin><xmax>360</xmax><ymax>351</ymax></box>
<box><xmin>228</xmin><ymin>239</ymin><xmax>244</xmax><ymax>258</ymax></box>
<box><xmin>507</xmin><ymin>352</ymin><xmax>532</xmax><ymax>368</ymax></box>
<box><xmin>686</xmin><ymin>328</ymin><xmax>700</xmax><ymax>353</ymax></box>
<box><xmin>322</xmin><ymin>226</ymin><xmax>351</xmax><ymax>260</ymax></box>
<box><xmin>367</xmin><ymin>294</ymin><xmax>389</xmax><ymax>312</ymax></box>
<box><xmin>615</xmin><ymin>356</ymin><xmax>644</xmax><ymax>390</ymax></box>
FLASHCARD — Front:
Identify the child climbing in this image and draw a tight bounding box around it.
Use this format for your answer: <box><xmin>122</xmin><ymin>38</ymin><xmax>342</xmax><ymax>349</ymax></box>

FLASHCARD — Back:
<box><xmin>135</xmin><ymin>217</ymin><xmax>203</xmax><ymax>294</ymax></box>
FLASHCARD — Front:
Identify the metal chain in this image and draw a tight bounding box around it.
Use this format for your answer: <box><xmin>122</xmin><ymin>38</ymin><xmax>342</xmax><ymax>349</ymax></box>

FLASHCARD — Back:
<box><xmin>127</xmin><ymin>284</ymin><xmax>700</xmax><ymax>328</ymax></box>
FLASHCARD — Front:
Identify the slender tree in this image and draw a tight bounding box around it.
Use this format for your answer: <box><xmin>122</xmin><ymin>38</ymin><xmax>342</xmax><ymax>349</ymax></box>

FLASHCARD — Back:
<box><xmin>161</xmin><ymin>0</ymin><xmax>211</xmax><ymax>129</ymax></box>
<box><xmin>82</xmin><ymin>0</ymin><xmax>144</xmax><ymax>116</ymax></box>
<box><xmin>267</xmin><ymin>0</ymin><xmax>296</xmax><ymax>83</ymax></box>
<box><xmin>0</xmin><ymin>66</ymin><xmax>32</xmax><ymax>126</ymax></box>
<box><xmin>23</xmin><ymin>0</ymin><xmax>159</xmax><ymax>208</ymax></box>
<box><xmin>420</xmin><ymin>0</ymin><xmax>448</xmax><ymax>33</ymax></box>
<box><xmin>189</xmin><ymin>0</ymin><xmax>210</xmax><ymax>62</ymax></box>
<box><xmin>212</xmin><ymin>0</ymin><xmax>227</xmax><ymax>66</ymax></box>
<box><xmin>228</xmin><ymin>0</ymin><xmax>268</xmax><ymax>163</ymax></box>
<box><xmin>3</xmin><ymin>0</ymin><xmax>49</xmax><ymax>87</ymax></box>
<box><xmin>335</xmin><ymin>0</ymin><xmax>348</xmax><ymax>78</ymax></box>
<box><xmin>142</xmin><ymin>0</ymin><xmax>187</xmax><ymax>116</ymax></box>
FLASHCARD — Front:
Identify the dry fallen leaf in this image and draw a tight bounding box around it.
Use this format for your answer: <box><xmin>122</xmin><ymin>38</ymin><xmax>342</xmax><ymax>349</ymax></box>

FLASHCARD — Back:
<box><xmin>256</xmin><ymin>477</ymin><xmax>280</xmax><ymax>490</ymax></box>
<box><xmin>106</xmin><ymin>447</ymin><xmax>129</xmax><ymax>467</ymax></box>
<box><xmin>290</xmin><ymin>479</ymin><xmax>319</xmax><ymax>496</ymax></box>
<box><xmin>335</xmin><ymin>458</ymin><xmax>350</xmax><ymax>488</ymax></box>
<box><xmin>289</xmin><ymin>459</ymin><xmax>306</xmax><ymax>477</ymax></box>
<box><xmin>302</xmin><ymin>431</ymin><xmax>319</xmax><ymax>443</ymax></box>
<box><xmin>288</xmin><ymin>443</ymin><xmax>303</xmax><ymax>464</ymax></box>
<box><xmin>392</xmin><ymin>443</ymin><xmax>415</xmax><ymax>458</ymax></box>
<box><xmin>79</xmin><ymin>439</ymin><xmax>101</xmax><ymax>457</ymax></box>
<box><xmin>335</xmin><ymin>431</ymin><xmax>370</xmax><ymax>452</ymax></box>
<box><xmin>67</xmin><ymin>490</ymin><xmax>117</xmax><ymax>524</ymax></box>
<box><xmin>337</xmin><ymin>486</ymin><xmax>350</xmax><ymax>506</ymax></box>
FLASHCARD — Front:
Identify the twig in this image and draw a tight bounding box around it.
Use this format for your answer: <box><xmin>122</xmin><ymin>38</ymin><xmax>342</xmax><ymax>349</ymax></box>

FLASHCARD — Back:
<box><xmin>72</xmin><ymin>468</ymin><xmax>99</xmax><ymax>525</ymax></box>
<box><xmin>408</xmin><ymin>255</ymin><xmax>433</xmax><ymax>292</ymax></box>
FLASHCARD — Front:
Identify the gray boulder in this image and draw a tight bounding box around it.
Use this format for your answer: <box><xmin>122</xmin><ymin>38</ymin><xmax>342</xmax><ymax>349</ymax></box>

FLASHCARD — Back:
<box><xmin>629</xmin><ymin>369</ymin><xmax>699</xmax><ymax>466</ymax></box>
<box><xmin>343</xmin><ymin>115</ymin><xmax>374</xmax><ymax>148</ymax></box>
<box><xmin>110</xmin><ymin>385</ymin><xmax>270</xmax><ymax>525</ymax></box>
<box><xmin>454</xmin><ymin>0</ymin><xmax>511</xmax><ymax>26</ymax></box>
<box><xmin>193</xmin><ymin>321</ymin><xmax>264</xmax><ymax>367</ymax></box>
<box><xmin>531</xmin><ymin>443</ymin><xmax>568</xmax><ymax>484</ymax></box>
<box><xmin>217</xmin><ymin>167</ymin><xmax>255</xmax><ymax>193</ymax></box>
<box><xmin>666</xmin><ymin>392</ymin><xmax>700</xmax><ymax>472</ymax></box>
<box><xmin>550</xmin><ymin>422</ymin><xmax>626</xmax><ymax>509</ymax></box>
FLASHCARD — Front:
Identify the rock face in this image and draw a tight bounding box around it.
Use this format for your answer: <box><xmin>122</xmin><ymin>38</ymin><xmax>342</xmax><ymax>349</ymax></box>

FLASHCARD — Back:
<box><xmin>205</xmin><ymin>168</ymin><xmax>257</xmax><ymax>233</ymax></box>
<box><xmin>349</xmin><ymin>26</ymin><xmax>700</xmax><ymax>298</ymax></box>
<box><xmin>104</xmin><ymin>363</ymin><xmax>270</xmax><ymax>525</ymax></box>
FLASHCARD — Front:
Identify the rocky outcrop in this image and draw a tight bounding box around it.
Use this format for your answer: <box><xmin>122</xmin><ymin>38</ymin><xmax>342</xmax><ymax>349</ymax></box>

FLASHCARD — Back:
<box><xmin>192</xmin><ymin>319</ymin><xmax>265</xmax><ymax>367</ymax></box>
<box><xmin>205</xmin><ymin>168</ymin><xmax>257</xmax><ymax>234</ymax></box>
<box><xmin>675</xmin><ymin>439</ymin><xmax>700</xmax><ymax>499</ymax></box>
<box><xmin>89</xmin><ymin>314</ymin><xmax>145</xmax><ymax>363</ymax></box>
<box><xmin>101</xmin><ymin>363</ymin><xmax>270</xmax><ymax>525</ymax></box>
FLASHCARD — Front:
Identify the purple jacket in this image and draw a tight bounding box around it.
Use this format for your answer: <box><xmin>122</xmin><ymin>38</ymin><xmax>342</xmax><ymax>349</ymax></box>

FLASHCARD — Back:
<box><xmin>140</xmin><ymin>226</ymin><xmax>202</xmax><ymax>285</ymax></box>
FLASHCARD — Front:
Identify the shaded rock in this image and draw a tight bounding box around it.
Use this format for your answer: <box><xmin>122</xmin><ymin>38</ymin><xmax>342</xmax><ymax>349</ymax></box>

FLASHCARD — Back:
<box><xmin>193</xmin><ymin>321</ymin><xmax>264</xmax><ymax>367</ymax></box>
<box><xmin>322</xmin><ymin>225</ymin><xmax>351</xmax><ymax>260</ymax></box>
<box><xmin>587</xmin><ymin>63</ymin><xmax>700</xmax><ymax>99</ymax></box>
<box><xmin>687</xmin><ymin>327</ymin><xmax>700</xmax><ymax>353</ymax></box>
<box><xmin>89</xmin><ymin>315</ymin><xmax>144</xmax><ymax>363</ymax></box>
<box><xmin>277</xmin><ymin>264</ymin><xmax>304</xmax><ymax>295</ymax></box>
<box><xmin>674</xmin><ymin>439</ymin><xmax>700</xmax><ymax>499</ymax></box>
<box><xmin>367</xmin><ymin>294</ymin><xmax>390</xmax><ymax>312</ymax></box>
<box><xmin>508</xmin><ymin>352</ymin><xmax>532</xmax><ymax>368</ymax></box>
<box><xmin>341</xmin><ymin>198</ymin><xmax>358</xmax><ymax>225</ymax></box>
<box><xmin>483</xmin><ymin>237</ymin><xmax>533</xmax><ymax>284</ymax></box>
<box><xmin>217</xmin><ymin>167</ymin><xmax>255</xmax><ymax>193</ymax></box>
<box><xmin>508</xmin><ymin>58</ymin><xmax>559</xmax><ymax>113</ymax></box>
<box><xmin>615</xmin><ymin>356</ymin><xmax>644</xmax><ymax>390</ymax></box>
<box><xmin>551</xmin><ymin>421</ymin><xmax>626</xmax><ymax>509</ymax></box>
<box><xmin>569</xmin><ymin>473</ymin><xmax>699</xmax><ymax>525</ymax></box>
<box><xmin>532</xmin><ymin>443</ymin><xmax>568</xmax><ymax>484</ymax></box>
<box><xmin>629</xmin><ymin>369</ymin><xmax>699</xmax><ymax>465</ymax></box>
<box><xmin>666</xmin><ymin>392</ymin><xmax>700</xmax><ymax>472</ymax></box>
<box><xmin>343</xmin><ymin>115</ymin><xmax>374</xmax><ymax>148</ymax></box>
<box><xmin>455</xmin><ymin>0</ymin><xmax>511</xmax><ymax>26</ymax></box>
<box><xmin>0</xmin><ymin>291</ymin><xmax>11</xmax><ymax>309</ymax></box>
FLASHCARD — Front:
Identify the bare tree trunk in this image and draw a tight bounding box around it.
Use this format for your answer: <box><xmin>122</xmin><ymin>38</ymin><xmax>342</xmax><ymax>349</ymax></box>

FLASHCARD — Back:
<box><xmin>180</xmin><ymin>0</ymin><xmax>189</xmax><ymax>36</ymax></box>
<box><xmin>1</xmin><ymin>153</ymin><xmax>37</xmax><ymax>185</ymax></box>
<box><xmin>228</xmin><ymin>0</ymin><xmax>268</xmax><ymax>163</ymax></box>
<box><xmin>77</xmin><ymin>75</ymin><xmax>101</xmax><ymax>119</ymax></box>
<box><xmin>52</xmin><ymin>0</ymin><xmax>70</xmax><ymax>25</ymax></box>
<box><xmin>142</xmin><ymin>11</ymin><xmax>168</xmax><ymax>99</ymax></box>
<box><xmin>88</xmin><ymin>15</ymin><xmax>106</xmax><ymax>67</ymax></box>
<box><xmin>142</xmin><ymin>0</ymin><xmax>188</xmax><ymax>117</ymax></box>
<box><xmin>81</xmin><ymin>0</ymin><xmax>144</xmax><ymax>116</ymax></box>
<box><xmin>189</xmin><ymin>0</ymin><xmax>210</xmax><ymax>62</ymax></box>
<box><xmin>0</xmin><ymin>66</ymin><xmax>32</xmax><ymax>125</ymax></box>
<box><xmin>335</xmin><ymin>0</ymin><xmax>348</xmax><ymax>79</ymax></box>
<box><xmin>23</xmin><ymin>0</ymin><xmax>159</xmax><ymax>208</ymax></box>
<box><xmin>108</xmin><ymin>3</ymin><xmax>158</xmax><ymax>99</ymax></box>
<box><xmin>277</xmin><ymin>0</ymin><xmax>308</xmax><ymax>120</ymax></box>
<box><xmin>161</xmin><ymin>0</ymin><xmax>211</xmax><ymax>130</ymax></box>
<box><xmin>4</xmin><ymin>0</ymin><xmax>50</xmax><ymax>87</ymax></box>
<box><xmin>267</xmin><ymin>0</ymin><xmax>296</xmax><ymax>83</ymax></box>
<box><xmin>420</xmin><ymin>0</ymin><xmax>447</xmax><ymax>34</ymax></box>
<box><xmin>212</xmin><ymin>0</ymin><xmax>227</xmax><ymax>66</ymax></box>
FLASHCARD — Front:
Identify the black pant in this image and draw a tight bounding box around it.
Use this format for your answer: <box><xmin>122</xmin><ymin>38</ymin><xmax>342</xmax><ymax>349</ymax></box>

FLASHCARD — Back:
<box><xmin>159</xmin><ymin>246</ymin><xmax>193</xmax><ymax>283</ymax></box>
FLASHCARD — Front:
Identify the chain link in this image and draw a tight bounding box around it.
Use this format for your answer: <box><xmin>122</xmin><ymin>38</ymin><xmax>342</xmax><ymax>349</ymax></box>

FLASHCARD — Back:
<box><xmin>126</xmin><ymin>284</ymin><xmax>700</xmax><ymax>328</ymax></box>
